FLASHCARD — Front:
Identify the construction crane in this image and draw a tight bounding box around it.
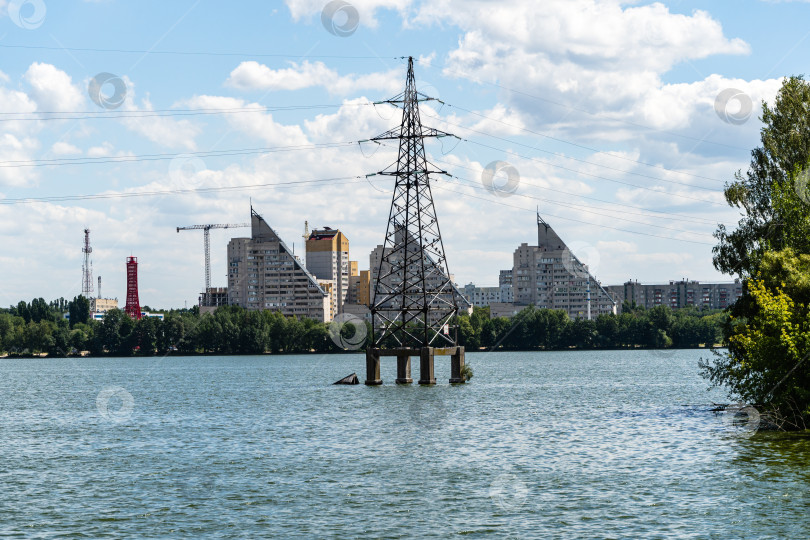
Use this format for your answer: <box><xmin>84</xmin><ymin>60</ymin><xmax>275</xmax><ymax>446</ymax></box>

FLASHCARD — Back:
<box><xmin>177</xmin><ymin>223</ymin><xmax>250</xmax><ymax>292</ymax></box>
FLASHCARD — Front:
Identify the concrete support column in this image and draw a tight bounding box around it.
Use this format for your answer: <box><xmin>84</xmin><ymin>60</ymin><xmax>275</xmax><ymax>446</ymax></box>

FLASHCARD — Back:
<box><xmin>365</xmin><ymin>348</ymin><xmax>382</xmax><ymax>385</ymax></box>
<box><xmin>450</xmin><ymin>346</ymin><xmax>466</xmax><ymax>384</ymax></box>
<box><xmin>418</xmin><ymin>347</ymin><xmax>436</xmax><ymax>385</ymax></box>
<box><xmin>395</xmin><ymin>354</ymin><xmax>413</xmax><ymax>384</ymax></box>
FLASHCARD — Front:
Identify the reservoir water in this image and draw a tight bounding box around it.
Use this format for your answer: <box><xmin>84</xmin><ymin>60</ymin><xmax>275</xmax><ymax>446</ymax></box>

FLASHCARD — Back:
<box><xmin>1</xmin><ymin>350</ymin><xmax>808</xmax><ymax>538</ymax></box>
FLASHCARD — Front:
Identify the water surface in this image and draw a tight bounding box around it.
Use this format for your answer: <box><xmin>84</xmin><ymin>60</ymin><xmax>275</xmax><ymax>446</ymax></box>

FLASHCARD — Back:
<box><xmin>1</xmin><ymin>350</ymin><xmax>808</xmax><ymax>538</ymax></box>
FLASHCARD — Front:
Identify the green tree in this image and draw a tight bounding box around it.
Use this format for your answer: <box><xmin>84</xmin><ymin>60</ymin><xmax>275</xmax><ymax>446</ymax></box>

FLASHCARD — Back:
<box><xmin>134</xmin><ymin>317</ymin><xmax>158</xmax><ymax>355</ymax></box>
<box><xmin>713</xmin><ymin>76</ymin><xmax>810</xmax><ymax>277</ymax></box>
<box><xmin>701</xmin><ymin>248</ymin><xmax>810</xmax><ymax>429</ymax></box>
<box><xmin>68</xmin><ymin>296</ymin><xmax>90</xmax><ymax>327</ymax></box>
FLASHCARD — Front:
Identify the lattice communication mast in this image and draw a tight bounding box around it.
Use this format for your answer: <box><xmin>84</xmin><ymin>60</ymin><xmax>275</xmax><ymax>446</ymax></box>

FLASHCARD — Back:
<box><xmin>124</xmin><ymin>256</ymin><xmax>141</xmax><ymax>320</ymax></box>
<box><xmin>81</xmin><ymin>228</ymin><xmax>94</xmax><ymax>298</ymax></box>
<box><xmin>369</xmin><ymin>56</ymin><xmax>460</xmax><ymax>348</ymax></box>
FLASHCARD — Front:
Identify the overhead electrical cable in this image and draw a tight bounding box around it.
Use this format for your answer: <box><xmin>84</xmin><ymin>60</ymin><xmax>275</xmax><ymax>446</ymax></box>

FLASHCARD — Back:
<box><xmin>414</xmin><ymin>58</ymin><xmax>750</xmax><ymax>152</ymax></box>
<box><xmin>0</xmin><ymin>141</ymin><xmax>360</xmax><ymax>168</ymax></box>
<box><xmin>459</xmin><ymin>138</ymin><xmax>726</xmax><ymax>207</ymax></box>
<box><xmin>427</xmin><ymin>155</ymin><xmax>721</xmax><ymax>226</ymax></box>
<box><xmin>419</xmin><ymin>110</ymin><xmax>725</xmax><ymax>192</ymax></box>
<box><xmin>0</xmin><ymin>175</ymin><xmax>371</xmax><ymax>205</ymax></box>
<box><xmin>439</xmin><ymin>102</ymin><xmax>728</xmax><ymax>184</ymax></box>
<box><xmin>431</xmin><ymin>183</ymin><xmax>715</xmax><ymax>246</ymax></box>
<box><xmin>446</xmin><ymin>171</ymin><xmax>711</xmax><ymax>238</ymax></box>
<box><xmin>0</xmin><ymin>43</ymin><xmax>391</xmax><ymax>59</ymax></box>
<box><xmin>0</xmin><ymin>102</ymin><xmax>374</xmax><ymax>121</ymax></box>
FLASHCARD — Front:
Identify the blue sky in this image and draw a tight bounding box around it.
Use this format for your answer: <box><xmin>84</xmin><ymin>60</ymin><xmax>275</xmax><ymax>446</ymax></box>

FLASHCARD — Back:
<box><xmin>1</xmin><ymin>0</ymin><xmax>808</xmax><ymax>308</ymax></box>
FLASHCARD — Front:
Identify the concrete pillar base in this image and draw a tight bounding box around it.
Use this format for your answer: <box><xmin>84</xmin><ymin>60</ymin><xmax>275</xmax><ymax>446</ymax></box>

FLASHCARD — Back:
<box><xmin>449</xmin><ymin>347</ymin><xmax>466</xmax><ymax>384</ymax></box>
<box><xmin>418</xmin><ymin>347</ymin><xmax>436</xmax><ymax>385</ymax></box>
<box><xmin>365</xmin><ymin>349</ymin><xmax>382</xmax><ymax>386</ymax></box>
<box><xmin>395</xmin><ymin>353</ymin><xmax>412</xmax><ymax>384</ymax></box>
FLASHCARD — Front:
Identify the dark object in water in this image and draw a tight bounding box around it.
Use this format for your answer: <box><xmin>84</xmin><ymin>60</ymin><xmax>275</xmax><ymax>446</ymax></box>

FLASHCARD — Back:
<box><xmin>334</xmin><ymin>373</ymin><xmax>359</xmax><ymax>385</ymax></box>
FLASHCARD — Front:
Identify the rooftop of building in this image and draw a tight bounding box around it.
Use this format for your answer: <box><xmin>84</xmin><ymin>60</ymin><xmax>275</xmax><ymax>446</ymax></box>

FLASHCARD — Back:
<box><xmin>610</xmin><ymin>278</ymin><xmax>743</xmax><ymax>286</ymax></box>
<box><xmin>308</xmin><ymin>227</ymin><xmax>339</xmax><ymax>241</ymax></box>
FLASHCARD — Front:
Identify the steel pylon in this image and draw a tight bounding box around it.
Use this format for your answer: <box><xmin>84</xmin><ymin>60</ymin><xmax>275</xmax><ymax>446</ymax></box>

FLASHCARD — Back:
<box><xmin>370</xmin><ymin>56</ymin><xmax>460</xmax><ymax>348</ymax></box>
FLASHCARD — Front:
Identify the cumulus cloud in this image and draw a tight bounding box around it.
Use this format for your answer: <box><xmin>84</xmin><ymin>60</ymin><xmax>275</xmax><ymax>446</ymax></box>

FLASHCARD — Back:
<box><xmin>226</xmin><ymin>60</ymin><xmax>401</xmax><ymax>95</ymax></box>
<box><xmin>87</xmin><ymin>142</ymin><xmax>114</xmax><ymax>157</ymax></box>
<box><xmin>115</xmin><ymin>77</ymin><xmax>200</xmax><ymax>150</ymax></box>
<box><xmin>0</xmin><ymin>134</ymin><xmax>40</xmax><ymax>187</ymax></box>
<box><xmin>51</xmin><ymin>142</ymin><xmax>82</xmax><ymax>155</ymax></box>
<box><xmin>285</xmin><ymin>0</ymin><xmax>412</xmax><ymax>27</ymax></box>
<box><xmin>186</xmin><ymin>95</ymin><xmax>309</xmax><ymax>146</ymax></box>
<box><xmin>23</xmin><ymin>63</ymin><xmax>84</xmax><ymax>113</ymax></box>
<box><xmin>400</xmin><ymin>0</ymin><xmax>770</xmax><ymax>166</ymax></box>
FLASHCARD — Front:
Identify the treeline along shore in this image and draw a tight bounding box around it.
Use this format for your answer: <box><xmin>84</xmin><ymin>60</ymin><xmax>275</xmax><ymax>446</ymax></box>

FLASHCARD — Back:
<box><xmin>0</xmin><ymin>296</ymin><xmax>725</xmax><ymax>357</ymax></box>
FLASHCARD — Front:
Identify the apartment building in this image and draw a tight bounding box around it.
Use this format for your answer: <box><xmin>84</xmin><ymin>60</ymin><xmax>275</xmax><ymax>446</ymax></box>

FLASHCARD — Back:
<box><xmin>227</xmin><ymin>208</ymin><xmax>329</xmax><ymax>322</ymax></box>
<box><xmin>605</xmin><ymin>279</ymin><xmax>744</xmax><ymax>312</ymax></box>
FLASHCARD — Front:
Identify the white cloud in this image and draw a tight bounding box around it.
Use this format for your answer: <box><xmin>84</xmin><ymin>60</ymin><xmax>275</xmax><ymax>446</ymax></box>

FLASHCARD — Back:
<box><xmin>285</xmin><ymin>0</ymin><xmax>412</xmax><ymax>27</ymax></box>
<box><xmin>186</xmin><ymin>95</ymin><xmax>309</xmax><ymax>146</ymax></box>
<box><xmin>116</xmin><ymin>78</ymin><xmax>200</xmax><ymax>150</ymax></box>
<box><xmin>226</xmin><ymin>60</ymin><xmax>401</xmax><ymax>95</ymax></box>
<box><xmin>87</xmin><ymin>142</ymin><xmax>114</xmax><ymax>157</ymax></box>
<box><xmin>51</xmin><ymin>142</ymin><xmax>82</xmax><ymax>155</ymax></box>
<box><xmin>304</xmin><ymin>97</ymin><xmax>392</xmax><ymax>141</ymax></box>
<box><xmin>0</xmin><ymin>134</ymin><xmax>39</xmax><ymax>187</ymax></box>
<box><xmin>23</xmin><ymin>63</ymin><xmax>84</xmax><ymax>113</ymax></box>
<box><xmin>400</xmin><ymin>0</ymin><xmax>767</xmax><ymax>166</ymax></box>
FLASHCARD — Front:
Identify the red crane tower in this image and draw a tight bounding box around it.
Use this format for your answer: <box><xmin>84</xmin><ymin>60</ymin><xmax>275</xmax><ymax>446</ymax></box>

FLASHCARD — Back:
<box><xmin>124</xmin><ymin>256</ymin><xmax>141</xmax><ymax>320</ymax></box>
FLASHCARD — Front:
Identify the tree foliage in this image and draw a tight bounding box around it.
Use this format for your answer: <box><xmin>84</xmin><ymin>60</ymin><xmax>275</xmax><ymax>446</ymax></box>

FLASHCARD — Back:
<box><xmin>0</xmin><ymin>296</ymin><xmax>725</xmax><ymax>357</ymax></box>
<box><xmin>701</xmin><ymin>249</ymin><xmax>810</xmax><ymax>428</ymax></box>
<box><xmin>456</xmin><ymin>305</ymin><xmax>722</xmax><ymax>351</ymax></box>
<box><xmin>713</xmin><ymin>76</ymin><xmax>810</xmax><ymax>277</ymax></box>
<box><xmin>706</xmin><ymin>75</ymin><xmax>810</xmax><ymax>429</ymax></box>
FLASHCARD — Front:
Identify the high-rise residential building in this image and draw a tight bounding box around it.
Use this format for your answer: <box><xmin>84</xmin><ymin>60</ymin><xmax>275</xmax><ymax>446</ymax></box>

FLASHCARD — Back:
<box><xmin>347</xmin><ymin>269</ymin><xmax>371</xmax><ymax>306</ymax></box>
<box><xmin>227</xmin><ymin>208</ymin><xmax>329</xmax><ymax>322</ymax></box>
<box><xmin>463</xmin><ymin>283</ymin><xmax>504</xmax><ymax>307</ymax></box>
<box><xmin>605</xmin><ymin>279</ymin><xmax>743</xmax><ymax>312</ymax></box>
<box><xmin>305</xmin><ymin>227</ymin><xmax>350</xmax><ymax>319</ymax></box>
<box><xmin>508</xmin><ymin>213</ymin><xmax>616</xmax><ymax>319</ymax></box>
<box><xmin>369</xmin><ymin>239</ymin><xmax>472</xmax><ymax>324</ymax></box>
<box><xmin>499</xmin><ymin>269</ymin><xmax>514</xmax><ymax>303</ymax></box>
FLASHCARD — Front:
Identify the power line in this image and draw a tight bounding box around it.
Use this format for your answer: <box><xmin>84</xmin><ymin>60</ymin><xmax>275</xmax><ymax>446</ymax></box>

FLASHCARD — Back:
<box><xmin>0</xmin><ymin>41</ymin><xmax>749</xmax><ymax>154</ymax></box>
<box><xmin>447</xmin><ymin>171</ymin><xmax>710</xmax><ymax>238</ymax></box>
<box><xmin>461</xmin><ymin>138</ymin><xmax>725</xmax><ymax>206</ymax></box>
<box><xmin>0</xmin><ymin>142</ymin><xmax>359</xmax><ymax>168</ymax></box>
<box><xmin>420</xmin><ymin>110</ymin><xmax>726</xmax><ymax>191</ymax></box>
<box><xmin>428</xmin><ymin>155</ymin><xmax>720</xmax><ymax>226</ymax></box>
<box><xmin>432</xmin><ymin>182</ymin><xmax>715</xmax><ymax>246</ymax></box>
<box><xmin>440</xmin><ymin>101</ymin><xmax>728</xmax><ymax>184</ymax></box>
<box><xmin>0</xmin><ymin>161</ymin><xmax>715</xmax><ymax>246</ymax></box>
<box><xmin>0</xmin><ymin>103</ymin><xmax>373</xmax><ymax>121</ymax></box>
<box><xmin>0</xmin><ymin>43</ymin><xmax>391</xmax><ymax>59</ymax></box>
<box><xmin>0</xmin><ymin>175</ymin><xmax>370</xmax><ymax>205</ymax></box>
<box><xmin>414</xmin><ymin>58</ymin><xmax>751</xmax><ymax>152</ymax></box>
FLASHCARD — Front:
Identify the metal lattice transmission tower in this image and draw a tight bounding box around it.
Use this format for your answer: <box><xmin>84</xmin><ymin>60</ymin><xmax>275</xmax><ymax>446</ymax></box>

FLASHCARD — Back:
<box><xmin>177</xmin><ymin>223</ymin><xmax>250</xmax><ymax>293</ymax></box>
<box><xmin>370</xmin><ymin>56</ymin><xmax>460</xmax><ymax>348</ymax></box>
<box><xmin>81</xmin><ymin>228</ymin><xmax>94</xmax><ymax>298</ymax></box>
